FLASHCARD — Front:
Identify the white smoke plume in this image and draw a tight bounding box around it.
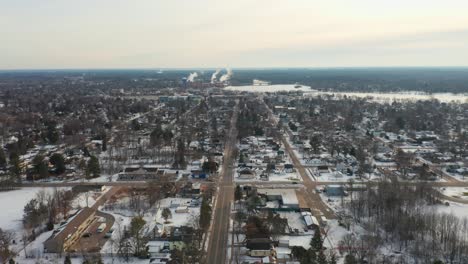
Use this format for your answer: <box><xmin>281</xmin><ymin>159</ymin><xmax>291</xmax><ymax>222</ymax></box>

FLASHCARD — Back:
<box><xmin>219</xmin><ymin>68</ymin><xmax>233</xmax><ymax>82</ymax></box>
<box><xmin>187</xmin><ymin>72</ymin><xmax>198</xmax><ymax>82</ymax></box>
<box><xmin>211</xmin><ymin>69</ymin><xmax>221</xmax><ymax>83</ymax></box>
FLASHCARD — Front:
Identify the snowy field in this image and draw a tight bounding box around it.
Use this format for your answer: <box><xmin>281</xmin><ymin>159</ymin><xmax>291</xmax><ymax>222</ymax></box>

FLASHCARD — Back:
<box><xmin>0</xmin><ymin>188</ymin><xmax>67</xmax><ymax>232</ymax></box>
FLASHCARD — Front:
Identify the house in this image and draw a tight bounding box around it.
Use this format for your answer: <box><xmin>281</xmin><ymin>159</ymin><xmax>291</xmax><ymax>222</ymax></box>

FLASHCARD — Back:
<box><xmin>171</xmin><ymin>226</ymin><xmax>195</xmax><ymax>242</ymax></box>
<box><xmin>191</xmin><ymin>182</ymin><xmax>201</xmax><ymax>195</ymax></box>
<box><xmin>278</xmin><ymin>240</ymin><xmax>289</xmax><ymax>247</ymax></box>
<box><xmin>175</xmin><ymin>206</ymin><xmax>189</xmax><ymax>213</ymax></box>
<box><xmin>246</xmin><ymin>238</ymin><xmax>274</xmax><ymax>257</ymax></box>
<box><xmin>302</xmin><ymin>212</ymin><xmax>319</xmax><ymax>229</ymax></box>
<box><xmin>262</xmin><ymin>256</ymin><xmax>277</xmax><ymax>264</ymax></box>
<box><xmin>189</xmin><ymin>141</ymin><xmax>200</xmax><ymax>150</ymax></box>
<box><xmin>118</xmin><ymin>165</ymin><xmax>161</xmax><ymax>181</ymax></box>
<box><xmin>284</xmin><ymin>164</ymin><xmax>294</xmax><ymax>173</ymax></box>
<box><xmin>238</xmin><ymin>168</ymin><xmax>256</xmax><ymax>179</ymax></box>
<box><xmin>44</xmin><ymin>207</ymin><xmax>96</xmax><ymax>253</ymax></box>
<box><xmin>191</xmin><ymin>169</ymin><xmax>207</xmax><ymax>179</ymax></box>
<box><xmin>324</xmin><ymin>185</ymin><xmax>345</xmax><ymax>196</ymax></box>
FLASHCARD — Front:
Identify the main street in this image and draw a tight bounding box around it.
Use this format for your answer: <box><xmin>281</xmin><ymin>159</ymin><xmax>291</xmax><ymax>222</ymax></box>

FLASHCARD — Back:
<box><xmin>206</xmin><ymin>100</ymin><xmax>239</xmax><ymax>264</ymax></box>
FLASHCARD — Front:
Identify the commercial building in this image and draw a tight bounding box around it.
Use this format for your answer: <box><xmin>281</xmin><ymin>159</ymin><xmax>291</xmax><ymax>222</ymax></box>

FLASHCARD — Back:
<box><xmin>257</xmin><ymin>189</ymin><xmax>299</xmax><ymax>209</ymax></box>
<box><xmin>44</xmin><ymin>207</ymin><xmax>95</xmax><ymax>253</ymax></box>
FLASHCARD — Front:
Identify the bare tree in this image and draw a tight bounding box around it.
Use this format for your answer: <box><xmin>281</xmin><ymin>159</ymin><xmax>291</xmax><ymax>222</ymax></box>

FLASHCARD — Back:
<box><xmin>0</xmin><ymin>228</ymin><xmax>15</xmax><ymax>263</ymax></box>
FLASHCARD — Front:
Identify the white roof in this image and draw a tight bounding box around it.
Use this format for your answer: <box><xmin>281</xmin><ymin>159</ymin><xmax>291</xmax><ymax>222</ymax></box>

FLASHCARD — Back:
<box><xmin>257</xmin><ymin>189</ymin><xmax>299</xmax><ymax>206</ymax></box>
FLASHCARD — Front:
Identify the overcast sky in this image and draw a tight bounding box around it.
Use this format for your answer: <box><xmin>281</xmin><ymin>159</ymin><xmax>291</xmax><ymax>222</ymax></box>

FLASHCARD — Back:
<box><xmin>1</xmin><ymin>0</ymin><xmax>468</xmax><ymax>69</ymax></box>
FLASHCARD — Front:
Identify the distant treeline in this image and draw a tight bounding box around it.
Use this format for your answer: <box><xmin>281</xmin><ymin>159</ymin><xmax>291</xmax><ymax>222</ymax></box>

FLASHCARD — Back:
<box><xmin>229</xmin><ymin>68</ymin><xmax>468</xmax><ymax>94</ymax></box>
<box><xmin>1</xmin><ymin>68</ymin><xmax>468</xmax><ymax>93</ymax></box>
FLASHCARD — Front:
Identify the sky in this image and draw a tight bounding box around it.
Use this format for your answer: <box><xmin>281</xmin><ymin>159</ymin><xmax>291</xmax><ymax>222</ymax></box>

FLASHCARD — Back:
<box><xmin>1</xmin><ymin>0</ymin><xmax>468</xmax><ymax>69</ymax></box>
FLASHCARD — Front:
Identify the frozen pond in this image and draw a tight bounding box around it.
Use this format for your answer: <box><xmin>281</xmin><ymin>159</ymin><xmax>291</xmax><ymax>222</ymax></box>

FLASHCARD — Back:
<box><xmin>225</xmin><ymin>84</ymin><xmax>468</xmax><ymax>103</ymax></box>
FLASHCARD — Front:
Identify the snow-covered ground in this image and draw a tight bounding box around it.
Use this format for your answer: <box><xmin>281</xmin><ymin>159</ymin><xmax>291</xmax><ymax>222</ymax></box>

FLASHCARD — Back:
<box><xmin>440</xmin><ymin>187</ymin><xmax>468</xmax><ymax>201</ymax></box>
<box><xmin>445</xmin><ymin>171</ymin><xmax>468</xmax><ymax>182</ymax></box>
<box><xmin>0</xmin><ymin>188</ymin><xmax>67</xmax><ymax>232</ymax></box>
<box><xmin>277</xmin><ymin>212</ymin><xmax>307</xmax><ymax>231</ymax></box>
<box><xmin>18</xmin><ymin>254</ymin><xmax>153</xmax><ymax>264</ymax></box>
<box><xmin>159</xmin><ymin>198</ymin><xmax>201</xmax><ymax>227</ymax></box>
<box><xmin>100</xmin><ymin>212</ymin><xmax>133</xmax><ymax>254</ymax></box>
<box><xmin>268</xmin><ymin>171</ymin><xmax>302</xmax><ymax>182</ymax></box>
<box><xmin>303</xmin><ymin>91</ymin><xmax>468</xmax><ymax>104</ymax></box>
<box><xmin>226</xmin><ymin>85</ymin><xmax>468</xmax><ymax>103</ymax></box>
<box><xmin>100</xmin><ymin>197</ymin><xmax>201</xmax><ymax>258</ymax></box>
<box><xmin>278</xmin><ymin>234</ymin><xmax>313</xmax><ymax>249</ymax></box>
<box><xmin>435</xmin><ymin>203</ymin><xmax>468</xmax><ymax>219</ymax></box>
<box><xmin>234</xmin><ymin>170</ymin><xmax>302</xmax><ymax>183</ymax></box>
<box><xmin>17</xmin><ymin>229</ymin><xmax>53</xmax><ymax>260</ymax></box>
<box><xmin>71</xmin><ymin>190</ymin><xmax>102</xmax><ymax>208</ymax></box>
<box><xmin>225</xmin><ymin>84</ymin><xmax>313</xmax><ymax>93</ymax></box>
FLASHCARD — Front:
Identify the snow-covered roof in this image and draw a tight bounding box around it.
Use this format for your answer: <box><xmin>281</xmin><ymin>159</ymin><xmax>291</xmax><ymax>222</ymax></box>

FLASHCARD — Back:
<box><xmin>257</xmin><ymin>189</ymin><xmax>299</xmax><ymax>206</ymax></box>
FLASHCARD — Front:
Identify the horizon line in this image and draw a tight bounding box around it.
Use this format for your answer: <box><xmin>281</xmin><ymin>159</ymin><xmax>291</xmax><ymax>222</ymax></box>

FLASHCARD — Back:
<box><xmin>1</xmin><ymin>66</ymin><xmax>468</xmax><ymax>72</ymax></box>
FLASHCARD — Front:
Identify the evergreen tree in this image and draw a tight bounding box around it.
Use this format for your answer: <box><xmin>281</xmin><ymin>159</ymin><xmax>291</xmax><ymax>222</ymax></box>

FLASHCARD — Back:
<box><xmin>344</xmin><ymin>254</ymin><xmax>358</xmax><ymax>264</ymax></box>
<box><xmin>101</xmin><ymin>132</ymin><xmax>107</xmax><ymax>151</ymax></box>
<box><xmin>202</xmin><ymin>159</ymin><xmax>218</xmax><ymax>174</ymax></box>
<box><xmin>150</xmin><ymin>124</ymin><xmax>164</xmax><ymax>146</ymax></box>
<box><xmin>162</xmin><ymin>208</ymin><xmax>172</xmax><ymax>222</ymax></box>
<box><xmin>64</xmin><ymin>255</ymin><xmax>71</xmax><ymax>264</ymax></box>
<box><xmin>310</xmin><ymin>229</ymin><xmax>323</xmax><ymax>252</ymax></box>
<box><xmin>0</xmin><ymin>148</ymin><xmax>6</xmax><ymax>168</ymax></box>
<box><xmin>131</xmin><ymin>119</ymin><xmax>141</xmax><ymax>131</ymax></box>
<box><xmin>291</xmin><ymin>246</ymin><xmax>308</xmax><ymax>261</ymax></box>
<box><xmin>306</xmin><ymin>249</ymin><xmax>317</xmax><ymax>264</ymax></box>
<box><xmin>238</xmin><ymin>153</ymin><xmax>245</xmax><ymax>164</ymax></box>
<box><xmin>9</xmin><ymin>153</ymin><xmax>21</xmax><ymax>183</ymax></box>
<box><xmin>234</xmin><ymin>185</ymin><xmax>243</xmax><ymax>201</ymax></box>
<box><xmin>317</xmin><ymin>250</ymin><xmax>327</xmax><ymax>264</ymax></box>
<box><xmin>199</xmin><ymin>197</ymin><xmax>212</xmax><ymax>231</ymax></box>
<box><xmin>33</xmin><ymin>154</ymin><xmax>48</xmax><ymax>179</ymax></box>
<box><xmin>50</xmin><ymin>153</ymin><xmax>66</xmax><ymax>174</ymax></box>
<box><xmin>46</xmin><ymin>124</ymin><xmax>59</xmax><ymax>143</ymax></box>
<box><xmin>184</xmin><ymin>241</ymin><xmax>204</xmax><ymax>263</ymax></box>
<box><xmin>172</xmin><ymin>139</ymin><xmax>187</xmax><ymax>169</ymax></box>
<box><xmin>82</xmin><ymin>146</ymin><xmax>90</xmax><ymax>157</ymax></box>
<box><xmin>86</xmin><ymin>156</ymin><xmax>100</xmax><ymax>179</ymax></box>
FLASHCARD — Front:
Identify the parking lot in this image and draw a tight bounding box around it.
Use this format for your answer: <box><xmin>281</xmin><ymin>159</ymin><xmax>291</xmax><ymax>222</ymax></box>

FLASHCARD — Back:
<box><xmin>69</xmin><ymin>211</ymin><xmax>115</xmax><ymax>253</ymax></box>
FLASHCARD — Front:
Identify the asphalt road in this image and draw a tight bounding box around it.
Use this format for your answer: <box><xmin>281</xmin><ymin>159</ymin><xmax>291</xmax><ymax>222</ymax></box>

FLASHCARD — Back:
<box><xmin>280</xmin><ymin>128</ymin><xmax>337</xmax><ymax>219</ymax></box>
<box><xmin>260</xmin><ymin>98</ymin><xmax>337</xmax><ymax>219</ymax></box>
<box><xmin>207</xmin><ymin>101</ymin><xmax>239</xmax><ymax>264</ymax></box>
